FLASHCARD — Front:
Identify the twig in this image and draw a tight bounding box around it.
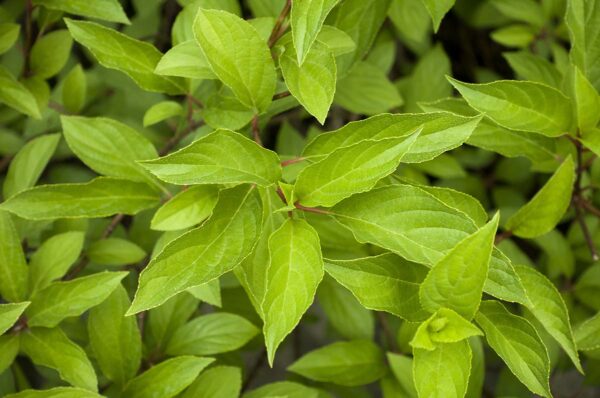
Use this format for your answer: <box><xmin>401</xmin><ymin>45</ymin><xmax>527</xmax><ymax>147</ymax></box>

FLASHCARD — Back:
<box><xmin>575</xmin><ymin>204</ymin><xmax>597</xmax><ymax>260</ymax></box>
<box><xmin>189</xmin><ymin>96</ymin><xmax>204</xmax><ymax>108</ymax></box>
<box><xmin>158</xmin><ymin>120</ymin><xmax>203</xmax><ymax>156</ymax></box>
<box><xmin>64</xmin><ymin>214</ymin><xmax>125</xmax><ymax>280</ymax></box>
<box><xmin>10</xmin><ymin>315</ymin><xmax>28</xmax><ymax>333</ymax></box>
<box><xmin>273</xmin><ymin>91</ymin><xmax>291</xmax><ymax>100</ymax></box>
<box><xmin>267</xmin><ymin>0</ymin><xmax>292</xmax><ymax>48</ymax></box>
<box><xmin>573</xmin><ymin>138</ymin><xmax>599</xmax><ymax>261</ymax></box>
<box><xmin>48</xmin><ymin>101</ymin><xmax>68</xmax><ymax>114</ymax></box>
<box><xmin>241</xmin><ymin>349</ymin><xmax>267</xmax><ymax>392</ymax></box>
<box><xmin>281</xmin><ymin>157</ymin><xmax>305</xmax><ymax>167</ymax></box>
<box><xmin>64</xmin><ymin>258</ymin><xmax>90</xmax><ymax>280</ymax></box>
<box><xmin>494</xmin><ymin>230</ymin><xmax>513</xmax><ymax>245</ymax></box>
<box><xmin>102</xmin><ymin>213</ymin><xmax>125</xmax><ymax>239</ymax></box>
<box><xmin>251</xmin><ymin>115</ymin><xmax>263</xmax><ymax>146</ymax></box>
<box><xmin>22</xmin><ymin>0</ymin><xmax>35</xmax><ymax>77</ymax></box>
<box><xmin>581</xmin><ymin>199</ymin><xmax>600</xmax><ymax>218</ymax></box>
<box><xmin>276</xmin><ymin>186</ymin><xmax>287</xmax><ymax>204</ymax></box>
<box><xmin>293</xmin><ymin>202</ymin><xmax>332</xmax><ymax>215</ymax></box>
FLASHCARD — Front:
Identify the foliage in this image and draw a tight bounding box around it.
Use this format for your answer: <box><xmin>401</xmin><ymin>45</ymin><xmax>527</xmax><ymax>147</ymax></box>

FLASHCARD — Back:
<box><xmin>0</xmin><ymin>0</ymin><xmax>600</xmax><ymax>397</ymax></box>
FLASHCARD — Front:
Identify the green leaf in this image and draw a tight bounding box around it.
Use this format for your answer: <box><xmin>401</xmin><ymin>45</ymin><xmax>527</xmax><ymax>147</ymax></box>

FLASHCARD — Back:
<box><xmin>33</xmin><ymin>0</ymin><xmax>130</xmax><ymax>24</ymax></box>
<box><xmin>173</xmin><ymin>0</ymin><xmax>243</xmax><ymax>45</ymax></box>
<box><xmin>0</xmin><ymin>66</ymin><xmax>41</xmax><ymax>118</ymax></box>
<box><xmin>317</xmin><ymin>276</ymin><xmax>374</xmax><ymax>340</ymax></box>
<box><xmin>0</xmin><ymin>177</ymin><xmax>161</xmax><ymax>220</ymax></box>
<box><xmin>151</xmin><ymin>185</ymin><xmax>219</xmax><ymax>231</ymax></box>
<box><xmin>503</xmin><ymin>51</ymin><xmax>563</xmax><ymax>88</ymax></box>
<box><xmin>324</xmin><ymin>253</ymin><xmax>429</xmax><ymax>321</ymax></box>
<box><xmin>448</xmin><ymin>77</ymin><xmax>573</xmax><ymax>137</ymax></box>
<box><xmin>491</xmin><ymin>24</ymin><xmax>537</xmax><ymax>48</ymax></box>
<box><xmin>334</xmin><ymin>61</ymin><xmax>403</xmax><ymax>115</ymax></box>
<box><xmin>475</xmin><ymin>300</ymin><xmax>552</xmax><ymax>398</ymax></box>
<box><xmin>466</xmin><ymin>337</ymin><xmax>485</xmax><ymax>398</ymax></box>
<box><xmin>65</xmin><ymin>19</ymin><xmax>185</xmax><ymax>95</ymax></box>
<box><xmin>0</xmin><ymin>210</ymin><xmax>29</xmax><ymax>302</ymax></box>
<box><xmin>414</xmin><ymin>185</ymin><xmax>488</xmax><ymax>227</ymax></box>
<box><xmin>3</xmin><ymin>133</ymin><xmax>60</xmax><ymax>199</ymax></box>
<box><xmin>187</xmin><ymin>279</ymin><xmax>221</xmax><ymax>307</ymax></box>
<box><xmin>166</xmin><ymin>312</ymin><xmax>258</xmax><ymax>356</ymax></box>
<box><xmin>29</xmin><ymin>231</ymin><xmax>85</xmax><ymax>293</ymax></box>
<box><xmin>411</xmin><ymin>308</ymin><xmax>483</xmax><ymax>350</ymax></box>
<box><xmin>181</xmin><ymin>366</ymin><xmax>242</xmax><ymax>398</ymax></box>
<box><xmin>467</xmin><ymin>120</ymin><xmax>559</xmax><ymax>166</ymax></box>
<box><xmin>201</xmin><ymin>91</ymin><xmax>255</xmax><ymax>131</ymax></box>
<box><xmin>247</xmin><ymin>0</ymin><xmax>286</xmax><ymax>17</ymax></box>
<box><xmin>485</xmin><ymin>249</ymin><xmax>530</xmax><ymax>305</ymax></box>
<box><xmin>0</xmin><ymin>334</ymin><xmax>19</xmax><ymax>374</ymax></box>
<box><xmin>88</xmin><ymin>285</ymin><xmax>141</xmax><ymax>386</ymax></box>
<box><xmin>331</xmin><ymin>184</ymin><xmax>478</xmax><ymax>265</ymax></box>
<box><xmin>303</xmin><ymin>112</ymin><xmax>481</xmax><ymax>163</ymax></box>
<box><xmin>193</xmin><ymin>9</ymin><xmax>276</xmax><ymax>112</ymax></box>
<box><xmin>280</xmin><ymin>40</ymin><xmax>336</xmax><ymax>124</ymax></box>
<box><xmin>61</xmin><ymin>116</ymin><xmax>159</xmax><ymax>185</ymax></box>
<box><xmin>0</xmin><ymin>23</ymin><xmax>20</xmax><ymax>55</ymax></box>
<box><xmin>234</xmin><ymin>188</ymin><xmax>287</xmax><ymax>316</ymax></box>
<box><xmin>26</xmin><ymin>271</ymin><xmax>127</xmax><ymax>328</ymax></box>
<box><xmin>514</xmin><ymin>265</ymin><xmax>582</xmax><ymax>373</ymax></box>
<box><xmin>0</xmin><ymin>302</ymin><xmax>29</xmax><ymax>334</ymax></box>
<box><xmin>290</xmin><ymin>0</ymin><xmax>340</xmax><ymax>65</ymax></box>
<box><xmin>389</xmin><ymin>0</ymin><xmax>430</xmax><ymax>51</ymax></box>
<box><xmin>566</xmin><ymin>65</ymin><xmax>600</xmax><ymax>132</ymax></box>
<box><xmin>294</xmin><ymin>133</ymin><xmax>419</xmax><ymax>208</ymax></box>
<box><xmin>287</xmin><ymin>340</ymin><xmax>386</xmax><ymax>386</ymax></box>
<box><xmin>533</xmin><ymin>230</ymin><xmax>575</xmax><ymax>279</ymax></box>
<box><xmin>316</xmin><ymin>25</ymin><xmax>356</xmax><ymax>56</ymax></box>
<box><xmin>154</xmin><ymin>40</ymin><xmax>217</xmax><ymax>80</ymax></box>
<box><xmin>419</xmin><ymin>98</ymin><xmax>559</xmax><ymax>166</ymax></box>
<box><xmin>143</xmin><ymin>101</ymin><xmax>183</xmax><ymax>127</ymax></box>
<box><xmin>144</xmin><ymin>292</ymin><xmax>198</xmax><ymax>354</ymax></box>
<box><xmin>328</xmin><ymin>184</ymin><xmax>528</xmax><ymax>305</ymax></box>
<box><xmin>580</xmin><ymin>127</ymin><xmax>600</xmax><ymax>157</ymax></box>
<box><xmin>5</xmin><ymin>388</ymin><xmax>103</xmax><ymax>398</ymax></box>
<box><xmin>61</xmin><ymin>64</ymin><xmax>86</xmax><ymax>114</ymax></box>
<box><xmin>87</xmin><ymin>238</ymin><xmax>146</xmax><ymax>266</ymax></box>
<box><xmin>419</xmin><ymin>213</ymin><xmax>499</xmax><ymax>319</ymax></box>
<box><xmin>141</xmin><ymin>129</ymin><xmax>281</xmax><ymax>186</ymax></box>
<box><xmin>491</xmin><ymin>0</ymin><xmax>546</xmax><ymax>27</ymax></box>
<box><xmin>400</xmin><ymin>44</ymin><xmax>452</xmax><ymax>113</ymax></box>
<box><xmin>413</xmin><ymin>340</ymin><xmax>471</xmax><ymax>398</ymax></box>
<box><xmin>574</xmin><ymin>312</ymin><xmax>600</xmax><ymax>351</ymax></box>
<box><xmin>22</xmin><ymin>75</ymin><xmax>50</xmax><ymax>112</ymax></box>
<box><xmin>566</xmin><ymin>0</ymin><xmax>600</xmax><ymax>90</ymax></box>
<box><xmin>0</xmin><ymin>129</ymin><xmax>25</xmax><ymax>156</ymax></box>
<box><xmin>505</xmin><ymin>156</ymin><xmax>575</xmax><ymax>238</ymax></box>
<box><xmin>262</xmin><ymin>218</ymin><xmax>323</xmax><ymax>365</ymax></box>
<box><xmin>418</xmin><ymin>0</ymin><xmax>455</xmax><ymax>31</ymax></box>
<box><xmin>128</xmin><ymin>185</ymin><xmax>262</xmax><ymax>314</ymax></box>
<box><xmin>332</xmin><ymin>0</ymin><xmax>391</xmax><ymax>74</ymax></box>
<box><xmin>387</xmin><ymin>353</ymin><xmax>418</xmax><ymax>397</ymax></box>
<box><xmin>243</xmin><ymin>381</ymin><xmax>321</xmax><ymax>398</ymax></box>
<box><xmin>121</xmin><ymin>356</ymin><xmax>214</xmax><ymax>398</ymax></box>
<box><xmin>30</xmin><ymin>30</ymin><xmax>72</xmax><ymax>79</ymax></box>
<box><xmin>21</xmin><ymin>327</ymin><xmax>97</xmax><ymax>391</ymax></box>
